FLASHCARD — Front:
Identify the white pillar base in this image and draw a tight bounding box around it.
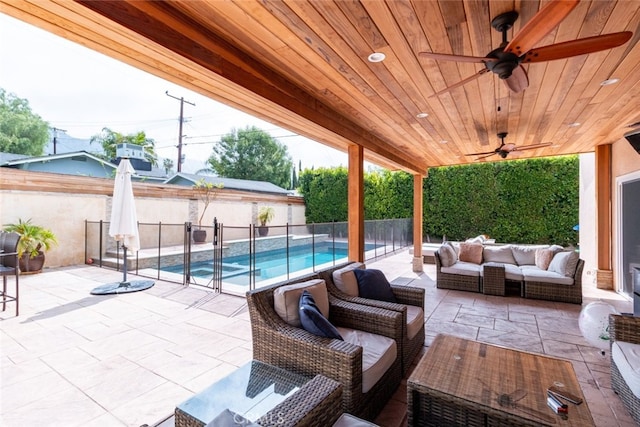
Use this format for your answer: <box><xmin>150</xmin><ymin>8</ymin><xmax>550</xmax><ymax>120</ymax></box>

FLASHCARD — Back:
<box><xmin>412</xmin><ymin>256</ymin><xmax>424</xmax><ymax>273</ymax></box>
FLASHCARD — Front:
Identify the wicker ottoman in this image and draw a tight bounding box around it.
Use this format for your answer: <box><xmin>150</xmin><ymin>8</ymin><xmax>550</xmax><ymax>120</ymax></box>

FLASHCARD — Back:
<box><xmin>482</xmin><ymin>264</ymin><xmax>505</xmax><ymax>296</ymax></box>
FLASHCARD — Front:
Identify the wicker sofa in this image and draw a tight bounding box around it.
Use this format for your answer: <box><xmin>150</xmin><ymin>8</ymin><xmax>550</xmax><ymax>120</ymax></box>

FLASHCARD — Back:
<box><xmin>434</xmin><ymin>242</ymin><xmax>584</xmax><ymax>304</ymax></box>
<box><xmin>246</xmin><ymin>269</ymin><xmax>404</xmax><ymax>421</ymax></box>
<box><xmin>319</xmin><ymin>262</ymin><xmax>425</xmax><ymax>375</ymax></box>
<box><xmin>609</xmin><ymin>314</ymin><xmax>640</xmax><ymax>425</ymax></box>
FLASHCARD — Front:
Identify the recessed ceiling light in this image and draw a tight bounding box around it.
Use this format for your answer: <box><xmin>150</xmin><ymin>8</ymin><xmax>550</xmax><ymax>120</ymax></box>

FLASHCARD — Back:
<box><xmin>367</xmin><ymin>52</ymin><xmax>386</xmax><ymax>63</ymax></box>
<box><xmin>600</xmin><ymin>78</ymin><xmax>620</xmax><ymax>86</ymax></box>
<box><xmin>416</xmin><ymin>112</ymin><xmax>429</xmax><ymax>118</ymax></box>
<box><xmin>568</xmin><ymin>122</ymin><xmax>581</xmax><ymax>127</ymax></box>
<box><xmin>439</xmin><ymin>140</ymin><xmax>448</xmax><ymax>144</ymax></box>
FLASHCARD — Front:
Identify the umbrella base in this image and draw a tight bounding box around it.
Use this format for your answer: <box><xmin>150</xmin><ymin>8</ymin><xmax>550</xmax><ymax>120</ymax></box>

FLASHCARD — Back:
<box><xmin>91</xmin><ymin>280</ymin><xmax>155</xmax><ymax>295</ymax></box>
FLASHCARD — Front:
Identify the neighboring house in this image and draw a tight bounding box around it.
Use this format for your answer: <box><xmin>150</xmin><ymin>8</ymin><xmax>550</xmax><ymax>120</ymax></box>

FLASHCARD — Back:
<box><xmin>44</xmin><ymin>129</ymin><xmax>104</xmax><ymax>156</ymax></box>
<box><xmin>0</xmin><ymin>151</ymin><xmax>168</xmax><ymax>182</ymax></box>
<box><xmin>166</xmin><ymin>172</ymin><xmax>292</xmax><ymax>195</ymax></box>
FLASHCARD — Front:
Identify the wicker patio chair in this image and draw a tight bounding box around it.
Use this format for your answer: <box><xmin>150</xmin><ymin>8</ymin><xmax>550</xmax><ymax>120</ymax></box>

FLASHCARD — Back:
<box><xmin>609</xmin><ymin>314</ymin><xmax>640</xmax><ymax>425</ymax></box>
<box><xmin>0</xmin><ymin>231</ymin><xmax>21</xmax><ymax>316</ymax></box>
<box><xmin>246</xmin><ymin>273</ymin><xmax>403</xmax><ymax>421</ymax></box>
<box><xmin>523</xmin><ymin>259</ymin><xmax>584</xmax><ymax>304</ymax></box>
<box><xmin>319</xmin><ymin>263</ymin><xmax>425</xmax><ymax>375</ymax></box>
<box><xmin>434</xmin><ymin>250</ymin><xmax>481</xmax><ymax>292</ymax></box>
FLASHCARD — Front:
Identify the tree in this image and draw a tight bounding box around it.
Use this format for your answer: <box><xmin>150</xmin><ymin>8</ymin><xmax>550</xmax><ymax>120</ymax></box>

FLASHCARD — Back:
<box><xmin>206</xmin><ymin>126</ymin><xmax>293</xmax><ymax>188</ymax></box>
<box><xmin>163</xmin><ymin>158</ymin><xmax>174</xmax><ymax>174</ymax></box>
<box><xmin>0</xmin><ymin>88</ymin><xmax>49</xmax><ymax>155</ymax></box>
<box><xmin>90</xmin><ymin>127</ymin><xmax>158</xmax><ymax>166</ymax></box>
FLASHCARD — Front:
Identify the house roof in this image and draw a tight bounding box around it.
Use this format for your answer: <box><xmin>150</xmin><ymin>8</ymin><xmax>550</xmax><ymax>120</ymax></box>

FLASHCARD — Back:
<box><xmin>166</xmin><ymin>172</ymin><xmax>292</xmax><ymax>195</ymax></box>
<box><xmin>1</xmin><ymin>151</ymin><xmax>167</xmax><ymax>182</ymax></box>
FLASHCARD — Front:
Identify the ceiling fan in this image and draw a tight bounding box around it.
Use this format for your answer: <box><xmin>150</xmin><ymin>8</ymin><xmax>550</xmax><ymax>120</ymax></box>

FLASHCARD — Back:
<box><xmin>466</xmin><ymin>132</ymin><xmax>552</xmax><ymax>160</ymax></box>
<box><xmin>420</xmin><ymin>0</ymin><xmax>633</xmax><ymax>97</ymax></box>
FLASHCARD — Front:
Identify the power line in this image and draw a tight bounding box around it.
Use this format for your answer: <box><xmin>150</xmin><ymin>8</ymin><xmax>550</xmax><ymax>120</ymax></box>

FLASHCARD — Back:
<box><xmin>165</xmin><ymin>91</ymin><xmax>195</xmax><ymax>172</ymax></box>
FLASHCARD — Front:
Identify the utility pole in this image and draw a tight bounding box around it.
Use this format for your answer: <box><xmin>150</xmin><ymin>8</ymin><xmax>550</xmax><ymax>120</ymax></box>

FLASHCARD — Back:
<box><xmin>51</xmin><ymin>127</ymin><xmax>66</xmax><ymax>155</ymax></box>
<box><xmin>165</xmin><ymin>91</ymin><xmax>195</xmax><ymax>172</ymax></box>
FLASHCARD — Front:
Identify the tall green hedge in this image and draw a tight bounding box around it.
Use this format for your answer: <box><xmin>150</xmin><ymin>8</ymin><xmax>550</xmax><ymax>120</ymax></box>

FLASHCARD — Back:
<box><xmin>426</xmin><ymin>156</ymin><xmax>579</xmax><ymax>245</ymax></box>
<box><xmin>298</xmin><ymin>156</ymin><xmax>579</xmax><ymax>245</ymax></box>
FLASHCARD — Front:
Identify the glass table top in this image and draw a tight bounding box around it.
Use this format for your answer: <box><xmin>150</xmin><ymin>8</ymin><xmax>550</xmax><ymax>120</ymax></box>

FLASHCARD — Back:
<box><xmin>176</xmin><ymin>360</ymin><xmax>309</xmax><ymax>424</ymax></box>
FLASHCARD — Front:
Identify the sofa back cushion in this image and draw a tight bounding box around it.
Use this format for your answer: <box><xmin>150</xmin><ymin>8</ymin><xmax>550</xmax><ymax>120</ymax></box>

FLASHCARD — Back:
<box><xmin>548</xmin><ymin>251</ymin><xmax>580</xmax><ymax>277</ymax></box>
<box><xmin>482</xmin><ymin>245</ymin><xmax>516</xmax><ymax>264</ymax></box>
<box><xmin>511</xmin><ymin>245</ymin><xmax>548</xmax><ymax>266</ymax></box>
<box><xmin>438</xmin><ymin>242</ymin><xmax>458</xmax><ymax>267</ymax></box>
<box><xmin>458</xmin><ymin>242</ymin><xmax>483</xmax><ymax>264</ymax></box>
<box><xmin>274</xmin><ymin>279</ymin><xmax>329</xmax><ymax>327</ymax></box>
<box><xmin>332</xmin><ymin>262</ymin><xmax>365</xmax><ymax>296</ymax></box>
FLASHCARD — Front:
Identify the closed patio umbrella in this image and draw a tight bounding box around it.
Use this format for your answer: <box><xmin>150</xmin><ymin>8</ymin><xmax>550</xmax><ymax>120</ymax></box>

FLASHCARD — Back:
<box><xmin>91</xmin><ymin>158</ymin><xmax>154</xmax><ymax>295</ymax></box>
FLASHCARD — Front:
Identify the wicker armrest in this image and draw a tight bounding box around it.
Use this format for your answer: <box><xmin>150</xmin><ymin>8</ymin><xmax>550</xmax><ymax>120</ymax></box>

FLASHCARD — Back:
<box><xmin>329</xmin><ymin>296</ymin><xmax>403</xmax><ymax>341</ymax></box>
<box><xmin>258</xmin><ymin>375</ymin><xmax>343</xmax><ymax>427</ymax></box>
<box><xmin>610</xmin><ymin>314</ymin><xmax>640</xmax><ymax>345</ymax></box>
<box><xmin>390</xmin><ymin>285</ymin><xmax>425</xmax><ymax>307</ymax></box>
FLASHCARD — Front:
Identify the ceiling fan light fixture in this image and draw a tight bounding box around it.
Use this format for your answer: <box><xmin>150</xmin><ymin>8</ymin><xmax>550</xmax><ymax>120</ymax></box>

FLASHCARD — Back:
<box><xmin>416</xmin><ymin>112</ymin><xmax>429</xmax><ymax>118</ymax></box>
<box><xmin>600</xmin><ymin>78</ymin><xmax>620</xmax><ymax>86</ymax></box>
<box><xmin>367</xmin><ymin>52</ymin><xmax>386</xmax><ymax>63</ymax></box>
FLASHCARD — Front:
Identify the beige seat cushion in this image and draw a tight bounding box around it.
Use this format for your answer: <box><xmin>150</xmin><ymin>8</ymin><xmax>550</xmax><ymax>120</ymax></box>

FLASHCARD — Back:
<box><xmin>332</xmin><ymin>413</ymin><xmax>379</xmax><ymax>426</ymax></box>
<box><xmin>274</xmin><ymin>279</ymin><xmax>329</xmax><ymax>327</ymax></box>
<box><xmin>336</xmin><ymin>327</ymin><xmax>397</xmax><ymax>393</ymax></box>
<box><xmin>406</xmin><ymin>305</ymin><xmax>424</xmax><ymax>340</ymax></box>
<box><xmin>332</xmin><ymin>262</ymin><xmax>365</xmax><ymax>296</ymax></box>
<box><xmin>613</xmin><ymin>341</ymin><xmax>640</xmax><ymax>398</ymax></box>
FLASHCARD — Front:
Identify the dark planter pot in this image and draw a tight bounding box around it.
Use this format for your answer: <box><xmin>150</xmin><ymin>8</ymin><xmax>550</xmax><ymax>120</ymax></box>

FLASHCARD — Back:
<box><xmin>193</xmin><ymin>229</ymin><xmax>207</xmax><ymax>243</ymax></box>
<box><xmin>258</xmin><ymin>226</ymin><xmax>269</xmax><ymax>237</ymax></box>
<box><xmin>19</xmin><ymin>251</ymin><xmax>45</xmax><ymax>274</ymax></box>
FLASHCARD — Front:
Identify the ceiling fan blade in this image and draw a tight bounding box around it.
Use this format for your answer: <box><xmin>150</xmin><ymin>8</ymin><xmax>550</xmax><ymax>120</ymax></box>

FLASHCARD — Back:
<box><xmin>512</xmin><ymin>142</ymin><xmax>553</xmax><ymax>151</ymax></box>
<box><xmin>419</xmin><ymin>52</ymin><xmax>497</xmax><ymax>64</ymax></box>
<box><xmin>522</xmin><ymin>32</ymin><xmax>633</xmax><ymax>63</ymax></box>
<box><xmin>503</xmin><ymin>65</ymin><xmax>529</xmax><ymax>93</ymax></box>
<box><xmin>504</xmin><ymin>0</ymin><xmax>580</xmax><ymax>56</ymax></box>
<box><xmin>429</xmin><ymin>69</ymin><xmax>490</xmax><ymax>98</ymax></box>
<box><xmin>465</xmin><ymin>150</ymin><xmax>497</xmax><ymax>156</ymax></box>
<box><xmin>475</xmin><ymin>153</ymin><xmax>497</xmax><ymax>161</ymax></box>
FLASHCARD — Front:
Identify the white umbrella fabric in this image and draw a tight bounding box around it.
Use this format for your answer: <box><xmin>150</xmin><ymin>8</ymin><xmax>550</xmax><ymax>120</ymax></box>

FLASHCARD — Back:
<box><xmin>91</xmin><ymin>158</ymin><xmax>154</xmax><ymax>295</ymax></box>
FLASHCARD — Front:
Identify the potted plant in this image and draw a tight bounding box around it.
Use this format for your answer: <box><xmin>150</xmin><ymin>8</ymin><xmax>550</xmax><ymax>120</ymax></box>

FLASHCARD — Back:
<box><xmin>257</xmin><ymin>206</ymin><xmax>275</xmax><ymax>237</ymax></box>
<box><xmin>192</xmin><ymin>178</ymin><xmax>223</xmax><ymax>243</ymax></box>
<box><xmin>4</xmin><ymin>218</ymin><xmax>58</xmax><ymax>274</ymax></box>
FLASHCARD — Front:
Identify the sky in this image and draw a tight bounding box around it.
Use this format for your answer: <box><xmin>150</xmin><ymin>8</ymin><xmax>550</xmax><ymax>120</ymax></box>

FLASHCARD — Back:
<box><xmin>0</xmin><ymin>13</ymin><xmax>349</xmax><ymax>173</ymax></box>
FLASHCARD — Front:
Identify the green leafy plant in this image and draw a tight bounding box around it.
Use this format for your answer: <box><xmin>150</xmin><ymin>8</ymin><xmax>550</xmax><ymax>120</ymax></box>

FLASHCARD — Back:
<box><xmin>193</xmin><ymin>178</ymin><xmax>223</xmax><ymax>228</ymax></box>
<box><xmin>4</xmin><ymin>218</ymin><xmax>58</xmax><ymax>259</ymax></box>
<box><xmin>257</xmin><ymin>206</ymin><xmax>275</xmax><ymax>226</ymax></box>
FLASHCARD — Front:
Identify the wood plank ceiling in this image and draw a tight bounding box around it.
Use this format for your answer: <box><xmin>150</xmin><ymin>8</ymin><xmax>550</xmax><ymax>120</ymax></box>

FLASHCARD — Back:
<box><xmin>2</xmin><ymin>0</ymin><xmax>639</xmax><ymax>174</ymax></box>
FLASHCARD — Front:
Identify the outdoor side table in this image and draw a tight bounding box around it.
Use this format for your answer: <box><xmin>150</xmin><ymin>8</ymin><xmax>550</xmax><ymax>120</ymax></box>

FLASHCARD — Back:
<box><xmin>175</xmin><ymin>360</ymin><xmax>341</xmax><ymax>427</ymax></box>
<box><xmin>483</xmin><ymin>263</ymin><xmax>506</xmax><ymax>296</ymax></box>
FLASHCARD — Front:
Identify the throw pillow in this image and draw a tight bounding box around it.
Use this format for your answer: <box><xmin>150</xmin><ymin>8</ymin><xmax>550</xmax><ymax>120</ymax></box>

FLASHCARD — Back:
<box><xmin>299</xmin><ymin>291</ymin><xmax>343</xmax><ymax>339</ymax></box>
<box><xmin>548</xmin><ymin>251</ymin><xmax>580</xmax><ymax>277</ymax></box>
<box><xmin>332</xmin><ymin>262</ymin><xmax>365</xmax><ymax>296</ymax></box>
<box><xmin>353</xmin><ymin>269</ymin><xmax>397</xmax><ymax>303</ymax></box>
<box><xmin>438</xmin><ymin>242</ymin><xmax>458</xmax><ymax>267</ymax></box>
<box><xmin>274</xmin><ymin>279</ymin><xmax>329</xmax><ymax>327</ymax></box>
<box><xmin>535</xmin><ymin>248</ymin><xmax>554</xmax><ymax>270</ymax></box>
<box><xmin>458</xmin><ymin>242</ymin><xmax>483</xmax><ymax>264</ymax></box>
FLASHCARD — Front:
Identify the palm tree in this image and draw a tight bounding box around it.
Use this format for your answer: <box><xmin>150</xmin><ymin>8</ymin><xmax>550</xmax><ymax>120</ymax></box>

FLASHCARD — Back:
<box><xmin>90</xmin><ymin>127</ymin><xmax>158</xmax><ymax>166</ymax></box>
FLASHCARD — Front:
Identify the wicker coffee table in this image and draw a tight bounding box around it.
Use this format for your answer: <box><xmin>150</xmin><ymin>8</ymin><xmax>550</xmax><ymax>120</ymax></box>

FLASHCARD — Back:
<box><xmin>407</xmin><ymin>334</ymin><xmax>594</xmax><ymax>427</ymax></box>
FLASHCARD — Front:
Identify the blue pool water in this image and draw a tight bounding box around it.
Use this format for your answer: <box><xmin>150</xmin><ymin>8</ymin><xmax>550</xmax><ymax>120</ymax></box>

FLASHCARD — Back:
<box><xmin>162</xmin><ymin>242</ymin><xmax>372</xmax><ymax>286</ymax></box>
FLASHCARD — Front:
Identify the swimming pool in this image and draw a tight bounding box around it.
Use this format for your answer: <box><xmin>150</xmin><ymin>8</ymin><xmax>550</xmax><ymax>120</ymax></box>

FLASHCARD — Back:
<box><xmin>161</xmin><ymin>241</ymin><xmax>373</xmax><ymax>286</ymax></box>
